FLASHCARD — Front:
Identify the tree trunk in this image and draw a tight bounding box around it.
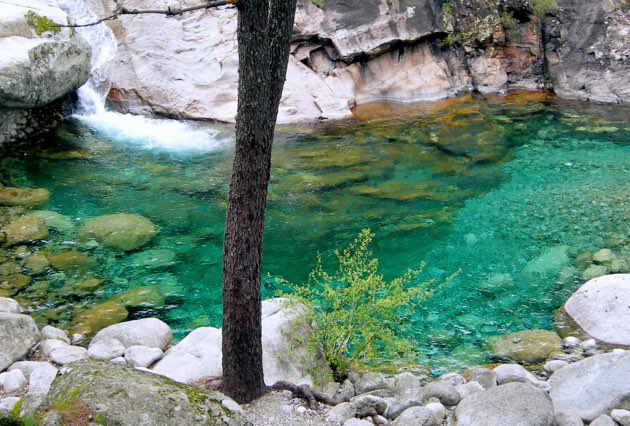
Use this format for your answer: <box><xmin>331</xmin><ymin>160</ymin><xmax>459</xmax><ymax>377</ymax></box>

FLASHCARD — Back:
<box><xmin>221</xmin><ymin>0</ymin><xmax>297</xmax><ymax>403</ymax></box>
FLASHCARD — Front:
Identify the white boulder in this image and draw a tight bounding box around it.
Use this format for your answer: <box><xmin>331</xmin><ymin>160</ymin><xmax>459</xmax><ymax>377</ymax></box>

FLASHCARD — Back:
<box><xmin>124</xmin><ymin>346</ymin><xmax>163</xmax><ymax>368</ymax></box>
<box><xmin>0</xmin><ymin>312</ymin><xmax>40</xmax><ymax>371</ymax></box>
<box><xmin>90</xmin><ymin>318</ymin><xmax>172</xmax><ymax>350</ymax></box>
<box><xmin>564</xmin><ymin>274</ymin><xmax>630</xmax><ymax>346</ymax></box>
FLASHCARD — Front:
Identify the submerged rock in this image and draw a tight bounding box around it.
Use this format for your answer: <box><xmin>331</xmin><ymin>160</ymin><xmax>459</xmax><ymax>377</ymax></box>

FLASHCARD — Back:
<box><xmin>0</xmin><ymin>187</ymin><xmax>50</xmax><ymax>207</ymax></box>
<box><xmin>40</xmin><ymin>361</ymin><xmax>249</xmax><ymax>425</ymax></box>
<box><xmin>2</xmin><ymin>214</ymin><xmax>49</xmax><ymax>245</ymax></box>
<box><xmin>45</xmin><ymin>250</ymin><xmax>98</xmax><ymax>273</ymax></box>
<box><xmin>490</xmin><ymin>330</ymin><xmax>563</xmax><ymax>364</ymax></box>
<box><xmin>564</xmin><ymin>274</ymin><xmax>630</xmax><ymax>346</ymax></box>
<box><xmin>68</xmin><ymin>299</ymin><xmax>129</xmax><ymax>336</ymax></box>
<box><xmin>77</xmin><ymin>213</ymin><xmax>157</xmax><ymax>251</ymax></box>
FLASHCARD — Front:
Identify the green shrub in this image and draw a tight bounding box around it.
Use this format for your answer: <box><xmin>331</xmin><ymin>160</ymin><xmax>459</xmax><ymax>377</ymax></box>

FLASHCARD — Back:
<box><xmin>531</xmin><ymin>0</ymin><xmax>558</xmax><ymax>18</ymax></box>
<box><xmin>285</xmin><ymin>229</ymin><xmax>456</xmax><ymax>380</ymax></box>
<box><xmin>310</xmin><ymin>0</ymin><xmax>325</xmax><ymax>9</ymax></box>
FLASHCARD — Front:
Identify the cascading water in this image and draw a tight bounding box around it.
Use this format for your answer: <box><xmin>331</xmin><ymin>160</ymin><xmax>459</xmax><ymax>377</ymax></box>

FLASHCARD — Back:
<box><xmin>56</xmin><ymin>0</ymin><xmax>231</xmax><ymax>153</ymax></box>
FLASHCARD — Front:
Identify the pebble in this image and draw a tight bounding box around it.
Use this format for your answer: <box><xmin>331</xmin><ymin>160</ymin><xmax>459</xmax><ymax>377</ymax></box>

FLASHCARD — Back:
<box><xmin>580</xmin><ymin>339</ymin><xmax>598</xmax><ymax>350</ymax></box>
<box><xmin>563</xmin><ymin>336</ymin><xmax>581</xmax><ymax>348</ymax></box>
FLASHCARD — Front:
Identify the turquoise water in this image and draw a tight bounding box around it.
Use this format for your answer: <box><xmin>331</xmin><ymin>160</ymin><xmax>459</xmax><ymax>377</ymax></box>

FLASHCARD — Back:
<box><xmin>1</xmin><ymin>92</ymin><xmax>628</xmax><ymax>373</ymax></box>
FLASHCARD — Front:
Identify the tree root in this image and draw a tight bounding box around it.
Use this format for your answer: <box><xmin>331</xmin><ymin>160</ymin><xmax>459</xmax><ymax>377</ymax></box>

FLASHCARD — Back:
<box><xmin>357</xmin><ymin>407</ymin><xmax>386</xmax><ymax>425</ymax></box>
<box><xmin>269</xmin><ymin>381</ymin><xmax>350</xmax><ymax>409</ymax></box>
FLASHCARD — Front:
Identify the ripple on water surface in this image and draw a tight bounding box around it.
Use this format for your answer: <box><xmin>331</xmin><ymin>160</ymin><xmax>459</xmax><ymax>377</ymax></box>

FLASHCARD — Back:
<box><xmin>1</xmin><ymin>92</ymin><xmax>628</xmax><ymax>374</ymax></box>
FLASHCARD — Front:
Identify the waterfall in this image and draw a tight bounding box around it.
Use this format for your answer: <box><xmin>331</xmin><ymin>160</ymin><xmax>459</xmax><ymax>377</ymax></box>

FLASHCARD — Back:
<box><xmin>56</xmin><ymin>0</ymin><xmax>231</xmax><ymax>153</ymax></box>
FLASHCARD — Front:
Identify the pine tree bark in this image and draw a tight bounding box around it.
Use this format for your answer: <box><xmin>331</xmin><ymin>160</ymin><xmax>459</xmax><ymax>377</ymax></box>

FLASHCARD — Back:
<box><xmin>221</xmin><ymin>0</ymin><xmax>297</xmax><ymax>403</ymax></box>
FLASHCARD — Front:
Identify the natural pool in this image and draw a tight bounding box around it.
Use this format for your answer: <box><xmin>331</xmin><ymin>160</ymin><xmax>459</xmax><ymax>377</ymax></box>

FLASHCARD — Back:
<box><xmin>1</xmin><ymin>92</ymin><xmax>628</xmax><ymax>374</ymax></box>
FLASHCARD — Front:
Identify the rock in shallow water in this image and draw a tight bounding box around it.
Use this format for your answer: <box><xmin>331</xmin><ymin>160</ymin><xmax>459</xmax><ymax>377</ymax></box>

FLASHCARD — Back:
<box><xmin>2</xmin><ymin>214</ymin><xmax>49</xmax><ymax>245</ymax></box>
<box><xmin>490</xmin><ymin>329</ymin><xmax>563</xmax><ymax>364</ymax></box>
<box><xmin>77</xmin><ymin>213</ymin><xmax>157</xmax><ymax>251</ymax></box>
<box><xmin>0</xmin><ymin>187</ymin><xmax>49</xmax><ymax>207</ymax></box>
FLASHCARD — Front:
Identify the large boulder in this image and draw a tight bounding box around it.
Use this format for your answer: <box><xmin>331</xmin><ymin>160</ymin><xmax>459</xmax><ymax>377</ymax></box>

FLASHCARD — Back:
<box><xmin>549</xmin><ymin>351</ymin><xmax>630</xmax><ymax>423</ymax></box>
<box><xmin>153</xmin><ymin>298</ymin><xmax>333</xmax><ymax>389</ymax></box>
<box><xmin>454</xmin><ymin>382</ymin><xmax>554</xmax><ymax>426</ymax></box>
<box><xmin>0</xmin><ymin>312</ymin><xmax>41</xmax><ymax>371</ymax></box>
<box><xmin>490</xmin><ymin>330</ymin><xmax>563</xmax><ymax>364</ymax></box>
<box><xmin>77</xmin><ymin>214</ymin><xmax>158</xmax><ymax>251</ymax></box>
<box><xmin>2</xmin><ymin>214</ymin><xmax>49</xmax><ymax>245</ymax></box>
<box><xmin>38</xmin><ymin>361</ymin><xmax>249</xmax><ymax>425</ymax></box>
<box><xmin>0</xmin><ymin>186</ymin><xmax>50</xmax><ymax>207</ymax></box>
<box><xmin>0</xmin><ymin>1</ymin><xmax>91</xmax><ymax>109</ymax></box>
<box><xmin>564</xmin><ymin>274</ymin><xmax>630</xmax><ymax>346</ymax></box>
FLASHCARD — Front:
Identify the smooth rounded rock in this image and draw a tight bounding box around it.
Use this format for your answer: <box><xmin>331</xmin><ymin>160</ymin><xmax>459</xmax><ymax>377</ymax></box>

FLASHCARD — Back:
<box><xmin>421</xmin><ymin>381</ymin><xmax>460</xmax><ymax>406</ymax></box>
<box><xmin>344</xmin><ymin>419</ymin><xmax>373</xmax><ymax>426</ymax></box>
<box><xmin>467</xmin><ymin>367</ymin><xmax>497</xmax><ymax>389</ymax></box>
<box><xmin>0</xmin><ymin>297</ymin><xmax>20</xmax><ymax>313</ymax></box>
<box><xmin>2</xmin><ymin>368</ymin><xmax>26</xmax><ymax>393</ymax></box>
<box><xmin>553</xmin><ymin>411</ymin><xmax>584</xmax><ymax>426</ymax></box>
<box><xmin>454</xmin><ymin>382</ymin><xmax>553</xmax><ymax>426</ymax></box>
<box><xmin>493</xmin><ymin>364</ymin><xmax>539</xmax><ymax>385</ymax></box>
<box><xmin>354</xmin><ymin>372</ymin><xmax>389</xmax><ymax>395</ymax></box>
<box><xmin>3</xmin><ymin>214</ymin><xmax>49</xmax><ymax>245</ymax></box>
<box><xmin>351</xmin><ymin>394</ymin><xmax>388</xmax><ymax>415</ymax></box>
<box><xmin>590</xmin><ymin>415</ymin><xmax>618</xmax><ymax>426</ymax></box>
<box><xmin>393</xmin><ymin>406</ymin><xmax>438</xmax><ymax>426</ymax></box>
<box><xmin>437</xmin><ymin>372</ymin><xmax>466</xmax><ymax>386</ymax></box>
<box><xmin>27</xmin><ymin>363</ymin><xmax>58</xmax><ymax>395</ymax></box>
<box><xmin>565</xmin><ymin>274</ymin><xmax>630</xmax><ymax>346</ymax></box>
<box><xmin>8</xmin><ymin>361</ymin><xmax>55</xmax><ymax>379</ymax></box>
<box><xmin>327</xmin><ymin>401</ymin><xmax>356</xmax><ymax>423</ymax></box>
<box><xmin>88</xmin><ymin>338</ymin><xmax>126</xmax><ymax>361</ymax></box>
<box><xmin>491</xmin><ymin>330</ymin><xmax>563</xmax><ymax>364</ymax></box>
<box><xmin>37</xmin><ymin>339</ymin><xmax>69</xmax><ymax>356</ymax></box>
<box><xmin>90</xmin><ymin>318</ymin><xmax>172</xmax><ymax>350</ymax></box>
<box><xmin>549</xmin><ymin>351</ymin><xmax>630</xmax><ymax>422</ymax></box>
<box><xmin>49</xmin><ymin>345</ymin><xmax>88</xmax><ymax>365</ymax></box>
<box><xmin>69</xmin><ymin>300</ymin><xmax>129</xmax><ymax>336</ymax></box>
<box><xmin>77</xmin><ymin>214</ymin><xmax>158</xmax><ymax>251</ymax></box>
<box><xmin>612</xmin><ymin>409</ymin><xmax>630</xmax><ymax>426</ymax></box>
<box><xmin>384</xmin><ymin>398</ymin><xmax>421</xmax><ymax>420</ymax></box>
<box><xmin>0</xmin><ymin>312</ymin><xmax>40</xmax><ymax>371</ymax></box>
<box><xmin>544</xmin><ymin>360</ymin><xmax>569</xmax><ymax>374</ymax></box>
<box><xmin>41</xmin><ymin>325</ymin><xmax>69</xmax><ymax>344</ymax></box>
<box><xmin>124</xmin><ymin>346</ymin><xmax>163</xmax><ymax>368</ymax></box>
<box><xmin>456</xmin><ymin>381</ymin><xmax>484</xmax><ymax>400</ymax></box>
<box><xmin>0</xmin><ymin>187</ymin><xmax>49</xmax><ymax>207</ymax></box>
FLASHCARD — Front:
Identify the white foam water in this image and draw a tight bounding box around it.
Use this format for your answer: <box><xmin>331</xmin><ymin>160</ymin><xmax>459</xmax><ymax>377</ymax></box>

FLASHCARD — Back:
<box><xmin>57</xmin><ymin>0</ymin><xmax>231</xmax><ymax>153</ymax></box>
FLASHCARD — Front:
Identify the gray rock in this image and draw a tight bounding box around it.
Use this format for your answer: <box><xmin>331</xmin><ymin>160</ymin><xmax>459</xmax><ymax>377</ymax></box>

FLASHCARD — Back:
<box><xmin>327</xmin><ymin>401</ymin><xmax>357</xmax><ymax>423</ymax></box>
<box><xmin>8</xmin><ymin>361</ymin><xmax>55</xmax><ymax>379</ymax></box>
<box><xmin>70</xmin><ymin>334</ymin><xmax>84</xmax><ymax>345</ymax></box>
<box><xmin>393</xmin><ymin>406</ymin><xmax>438</xmax><ymax>426</ymax></box>
<box><xmin>425</xmin><ymin>402</ymin><xmax>445</xmax><ymax>425</ymax></box>
<box><xmin>343</xmin><ymin>419</ymin><xmax>373</xmax><ymax>426</ymax></box>
<box><xmin>553</xmin><ymin>411</ymin><xmax>584</xmax><ymax>426</ymax></box>
<box><xmin>41</xmin><ymin>326</ymin><xmax>70</xmax><ymax>344</ymax></box>
<box><xmin>37</xmin><ymin>339</ymin><xmax>69</xmax><ymax>356</ymax></box>
<box><xmin>456</xmin><ymin>381</ymin><xmax>484</xmax><ymax>400</ymax></box>
<box><xmin>493</xmin><ymin>364</ymin><xmax>539</xmax><ymax>385</ymax></box>
<box><xmin>549</xmin><ymin>351</ymin><xmax>630</xmax><ymax>422</ymax></box>
<box><xmin>565</xmin><ymin>274</ymin><xmax>630</xmax><ymax>346</ymax></box>
<box><xmin>544</xmin><ymin>360</ymin><xmax>569</xmax><ymax>374</ymax></box>
<box><xmin>2</xmin><ymin>368</ymin><xmax>26</xmax><ymax>393</ymax></box>
<box><xmin>355</xmin><ymin>372</ymin><xmax>389</xmax><ymax>394</ymax></box>
<box><xmin>49</xmin><ymin>346</ymin><xmax>88</xmax><ymax>365</ymax></box>
<box><xmin>0</xmin><ymin>35</ymin><xmax>91</xmax><ymax>109</ymax></box>
<box><xmin>611</xmin><ymin>409</ymin><xmax>630</xmax><ymax>426</ymax></box>
<box><xmin>468</xmin><ymin>367</ymin><xmax>497</xmax><ymax>389</ymax></box>
<box><xmin>124</xmin><ymin>346</ymin><xmax>163</xmax><ymax>368</ymax></box>
<box><xmin>336</xmin><ymin>379</ymin><xmax>356</xmax><ymax>400</ymax></box>
<box><xmin>26</xmin><ymin>363</ymin><xmax>57</xmax><ymax>396</ymax></box>
<box><xmin>110</xmin><ymin>357</ymin><xmax>127</xmax><ymax>366</ymax></box>
<box><xmin>590</xmin><ymin>415</ymin><xmax>619</xmax><ymax>426</ymax></box>
<box><xmin>563</xmin><ymin>337</ymin><xmax>581</xmax><ymax>348</ymax></box>
<box><xmin>421</xmin><ymin>381</ymin><xmax>460</xmax><ymax>406</ymax></box>
<box><xmin>0</xmin><ymin>297</ymin><xmax>20</xmax><ymax>313</ymax></box>
<box><xmin>385</xmin><ymin>372</ymin><xmax>421</xmax><ymax>399</ymax></box>
<box><xmin>351</xmin><ymin>394</ymin><xmax>388</xmax><ymax>415</ymax></box>
<box><xmin>87</xmin><ymin>338</ymin><xmax>126</xmax><ymax>361</ymax></box>
<box><xmin>42</xmin><ymin>361</ymin><xmax>248</xmax><ymax>425</ymax></box>
<box><xmin>151</xmin><ymin>326</ymin><xmax>222</xmax><ymax>383</ymax></box>
<box><xmin>437</xmin><ymin>372</ymin><xmax>466</xmax><ymax>386</ymax></box>
<box><xmin>0</xmin><ymin>396</ymin><xmax>21</xmax><ymax>414</ymax></box>
<box><xmin>454</xmin><ymin>382</ymin><xmax>553</xmax><ymax>426</ymax></box>
<box><xmin>384</xmin><ymin>398</ymin><xmax>421</xmax><ymax>420</ymax></box>
<box><xmin>90</xmin><ymin>318</ymin><xmax>172</xmax><ymax>350</ymax></box>
<box><xmin>0</xmin><ymin>312</ymin><xmax>40</xmax><ymax>371</ymax></box>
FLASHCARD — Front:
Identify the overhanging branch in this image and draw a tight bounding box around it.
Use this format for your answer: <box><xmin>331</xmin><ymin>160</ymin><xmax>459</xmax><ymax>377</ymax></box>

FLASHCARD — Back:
<box><xmin>57</xmin><ymin>0</ymin><xmax>237</xmax><ymax>28</ymax></box>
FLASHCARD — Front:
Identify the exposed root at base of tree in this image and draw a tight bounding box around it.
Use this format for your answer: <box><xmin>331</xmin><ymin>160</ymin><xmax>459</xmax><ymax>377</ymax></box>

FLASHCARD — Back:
<box><xmin>357</xmin><ymin>407</ymin><xmax>387</xmax><ymax>425</ymax></box>
<box><xmin>269</xmin><ymin>380</ymin><xmax>349</xmax><ymax>409</ymax></box>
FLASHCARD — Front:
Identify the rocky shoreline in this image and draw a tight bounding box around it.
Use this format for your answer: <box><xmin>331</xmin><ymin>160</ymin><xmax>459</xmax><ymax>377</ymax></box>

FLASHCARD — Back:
<box><xmin>1</xmin><ymin>272</ymin><xmax>629</xmax><ymax>425</ymax></box>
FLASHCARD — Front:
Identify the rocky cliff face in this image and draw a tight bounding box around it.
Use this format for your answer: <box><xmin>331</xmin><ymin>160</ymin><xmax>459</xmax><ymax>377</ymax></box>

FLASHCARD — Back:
<box><xmin>0</xmin><ymin>0</ymin><xmax>92</xmax><ymax>146</ymax></box>
<box><xmin>98</xmin><ymin>0</ymin><xmax>628</xmax><ymax>123</ymax></box>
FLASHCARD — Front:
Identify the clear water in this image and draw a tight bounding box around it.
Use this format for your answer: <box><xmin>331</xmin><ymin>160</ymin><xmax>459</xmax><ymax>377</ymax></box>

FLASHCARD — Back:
<box><xmin>1</xmin><ymin>92</ymin><xmax>628</xmax><ymax>373</ymax></box>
